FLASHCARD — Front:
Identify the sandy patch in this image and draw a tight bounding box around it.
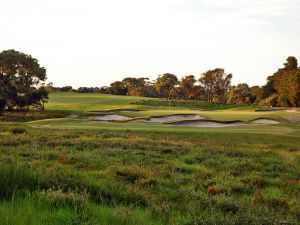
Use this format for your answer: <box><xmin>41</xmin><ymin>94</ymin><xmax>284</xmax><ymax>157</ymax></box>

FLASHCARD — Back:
<box><xmin>250</xmin><ymin>118</ymin><xmax>279</xmax><ymax>124</ymax></box>
<box><xmin>132</xmin><ymin>114</ymin><xmax>203</xmax><ymax>123</ymax></box>
<box><xmin>88</xmin><ymin>114</ymin><xmax>132</xmax><ymax>121</ymax></box>
<box><xmin>284</xmin><ymin>109</ymin><xmax>298</xmax><ymax>112</ymax></box>
<box><xmin>167</xmin><ymin>120</ymin><xmax>247</xmax><ymax>128</ymax></box>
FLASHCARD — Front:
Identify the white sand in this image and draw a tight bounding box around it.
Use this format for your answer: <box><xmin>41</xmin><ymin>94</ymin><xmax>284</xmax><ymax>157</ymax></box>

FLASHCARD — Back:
<box><xmin>251</xmin><ymin>119</ymin><xmax>279</xmax><ymax>124</ymax></box>
<box><xmin>133</xmin><ymin>114</ymin><xmax>203</xmax><ymax>123</ymax></box>
<box><xmin>149</xmin><ymin>114</ymin><xmax>203</xmax><ymax>122</ymax></box>
<box><xmin>89</xmin><ymin>114</ymin><xmax>132</xmax><ymax>121</ymax></box>
<box><xmin>169</xmin><ymin>120</ymin><xmax>247</xmax><ymax>128</ymax></box>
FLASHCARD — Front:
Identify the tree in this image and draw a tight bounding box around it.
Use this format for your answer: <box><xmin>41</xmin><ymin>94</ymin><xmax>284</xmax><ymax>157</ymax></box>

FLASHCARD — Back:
<box><xmin>42</xmin><ymin>82</ymin><xmax>55</xmax><ymax>92</ymax></box>
<box><xmin>142</xmin><ymin>80</ymin><xmax>158</xmax><ymax>97</ymax></box>
<box><xmin>58</xmin><ymin>86</ymin><xmax>73</xmax><ymax>92</ymax></box>
<box><xmin>199</xmin><ymin>68</ymin><xmax>232</xmax><ymax>103</ymax></box>
<box><xmin>122</xmin><ymin>77</ymin><xmax>149</xmax><ymax>96</ymax></box>
<box><xmin>0</xmin><ymin>49</ymin><xmax>47</xmax><ymax>110</ymax></box>
<box><xmin>180</xmin><ymin>75</ymin><xmax>196</xmax><ymax>100</ymax></box>
<box><xmin>23</xmin><ymin>87</ymin><xmax>49</xmax><ymax>110</ymax></box>
<box><xmin>250</xmin><ymin>86</ymin><xmax>263</xmax><ymax>103</ymax></box>
<box><xmin>262</xmin><ymin>56</ymin><xmax>300</xmax><ymax>107</ymax></box>
<box><xmin>0</xmin><ymin>80</ymin><xmax>5</xmax><ymax>113</ymax></box>
<box><xmin>227</xmin><ymin>83</ymin><xmax>255</xmax><ymax>104</ymax></box>
<box><xmin>155</xmin><ymin>73</ymin><xmax>178</xmax><ymax>99</ymax></box>
<box><xmin>99</xmin><ymin>86</ymin><xmax>110</xmax><ymax>94</ymax></box>
<box><xmin>109</xmin><ymin>81</ymin><xmax>127</xmax><ymax>95</ymax></box>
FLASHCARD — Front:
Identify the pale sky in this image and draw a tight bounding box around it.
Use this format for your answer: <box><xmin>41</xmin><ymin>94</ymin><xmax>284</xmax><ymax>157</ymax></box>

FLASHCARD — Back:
<box><xmin>1</xmin><ymin>0</ymin><xmax>299</xmax><ymax>88</ymax></box>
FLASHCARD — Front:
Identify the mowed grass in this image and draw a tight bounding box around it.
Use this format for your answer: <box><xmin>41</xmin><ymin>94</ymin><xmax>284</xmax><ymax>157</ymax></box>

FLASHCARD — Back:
<box><xmin>46</xmin><ymin>92</ymin><xmax>259</xmax><ymax>112</ymax></box>
<box><xmin>46</xmin><ymin>92</ymin><xmax>300</xmax><ymax>122</ymax></box>
<box><xmin>45</xmin><ymin>92</ymin><xmax>150</xmax><ymax>112</ymax></box>
<box><xmin>0</xmin><ymin>92</ymin><xmax>300</xmax><ymax>224</ymax></box>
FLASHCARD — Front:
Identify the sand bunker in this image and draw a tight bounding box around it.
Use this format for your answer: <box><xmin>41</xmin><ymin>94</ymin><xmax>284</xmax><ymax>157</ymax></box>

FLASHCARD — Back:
<box><xmin>250</xmin><ymin>118</ymin><xmax>279</xmax><ymax>124</ymax></box>
<box><xmin>89</xmin><ymin>109</ymin><xmax>142</xmax><ymax>113</ymax></box>
<box><xmin>167</xmin><ymin>120</ymin><xmax>247</xmax><ymax>128</ymax></box>
<box><xmin>284</xmin><ymin>109</ymin><xmax>298</xmax><ymax>112</ymax></box>
<box><xmin>88</xmin><ymin>114</ymin><xmax>132</xmax><ymax>121</ymax></box>
<box><xmin>132</xmin><ymin>114</ymin><xmax>203</xmax><ymax>123</ymax></box>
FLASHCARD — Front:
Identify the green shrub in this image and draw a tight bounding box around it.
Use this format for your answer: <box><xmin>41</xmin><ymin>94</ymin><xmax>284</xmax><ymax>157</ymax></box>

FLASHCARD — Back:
<box><xmin>11</xmin><ymin>127</ymin><xmax>26</xmax><ymax>134</ymax></box>
<box><xmin>115</xmin><ymin>165</ymin><xmax>153</xmax><ymax>183</ymax></box>
<box><xmin>215</xmin><ymin>198</ymin><xmax>243</xmax><ymax>214</ymax></box>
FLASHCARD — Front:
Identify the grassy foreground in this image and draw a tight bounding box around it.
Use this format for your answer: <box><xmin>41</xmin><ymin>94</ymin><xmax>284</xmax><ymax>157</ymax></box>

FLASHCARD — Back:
<box><xmin>0</xmin><ymin>93</ymin><xmax>299</xmax><ymax>225</ymax></box>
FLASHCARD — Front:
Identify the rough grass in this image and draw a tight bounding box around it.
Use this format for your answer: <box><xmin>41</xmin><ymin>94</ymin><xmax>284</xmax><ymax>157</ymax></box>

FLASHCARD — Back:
<box><xmin>0</xmin><ymin>110</ymin><xmax>70</xmax><ymax>122</ymax></box>
<box><xmin>0</xmin><ymin>93</ymin><xmax>299</xmax><ymax>224</ymax></box>
<box><xmin>0</xmin><ymin>124</ymin><xmax>299</xmax><ymax>224</ymax></box>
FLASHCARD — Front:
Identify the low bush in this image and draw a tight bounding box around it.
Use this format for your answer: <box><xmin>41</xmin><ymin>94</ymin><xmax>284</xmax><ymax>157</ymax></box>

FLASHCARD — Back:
<box><xmin>207</xmin><ymin>185</ymin><xmax>224</xmax><ymax>196</ymax></box>
<box><xmin>11</xmin><ymin>127</ymin><xmax>26</xmax><ymax>134</ymax></box>
<box><xmin>115</xmin><ymin>165</ymin><xmax>153</xmax><ymax>183</ymax></box>
<box><xmin>37</xmin><ymin>187</ymin><xmax>89</xmax><ymax>211</ymax></box>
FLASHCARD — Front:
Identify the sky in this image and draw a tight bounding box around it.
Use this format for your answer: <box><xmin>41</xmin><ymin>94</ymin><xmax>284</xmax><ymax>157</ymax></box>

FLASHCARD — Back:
<box><xmin>0</xmin><ymin>0</ymin><xmax>299</xmax><ymax>88</ymax></box>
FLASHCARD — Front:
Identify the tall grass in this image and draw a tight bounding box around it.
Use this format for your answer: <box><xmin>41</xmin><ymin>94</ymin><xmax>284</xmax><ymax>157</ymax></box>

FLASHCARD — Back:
<box><xmin>0</xmin><ymin>164</ymin><xmax>39</xmax><ymax>199</ymax></box>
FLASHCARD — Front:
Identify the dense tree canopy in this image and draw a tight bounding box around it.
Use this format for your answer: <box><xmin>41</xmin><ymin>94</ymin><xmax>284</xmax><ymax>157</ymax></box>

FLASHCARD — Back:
<box><xmin>227</xmin><ymin>83</ymin><xmax>255</xmax><ymax>104</ymax></box>
<box><xmin>180</xmin><ymin>75</ymin><xmax>196</xmax><ymax>100</ymax></box>
<box><xmin>199</xmin><ymin>68</ymin><xmax>232</xmax><ymax>103</ymax></box>
<box><xmin>250</xmin><ymin>86</ymin><xmax>263</xmax><ymax>103</ymax></box>
<box><xmin>155</xmin><ymin>73</ymin><xmax>178</xmax><ymax>99</ymax></box>
<box><xmin>109</xmin><ymin>81</ymin><xmax>127</xmax><ymax>95</ymax></box>
<box><xmin>262</xmin><ymin>57</ymin><xmax>300</xmax><ymax>107</ymax></box>
<box><xmin>122</xmin><ymin>77</ymin><xmax>149</xmax><ymax>96</ymax></box>
<box><xmin>0</xmin><ymin>49</ymin><xmax>48</xmax><ymax>110</ymax></box>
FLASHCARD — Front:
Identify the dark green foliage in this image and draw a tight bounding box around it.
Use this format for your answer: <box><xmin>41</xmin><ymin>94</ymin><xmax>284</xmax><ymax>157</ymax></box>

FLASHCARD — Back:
<box><xmin>11</xmin><ymin>127</ymin><xmax>26</xmax><ymax>134</ymax></box>
<box><xmin>227</xmin><ymin>83</ymin><xmax>255</xmax><ymax>104</ymax></box>
<box><xmin>109</xmin><ymin>81</ymin><xmax>128</xmax><ymax>95</ymax></box>
<box><xmin>0</xmin><ymin>49</ymin><xmax>48</xmax><ymax>110</ymax></box>
<box><xmin>0</xmin><ymin>164</ymin><xmax>39</xmax><ymax>199</ymax></box>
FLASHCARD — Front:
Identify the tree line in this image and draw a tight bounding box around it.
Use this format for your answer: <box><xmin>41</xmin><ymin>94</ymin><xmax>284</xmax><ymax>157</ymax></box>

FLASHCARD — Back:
<box><xmin>1</xmin><ymin>49</ymin><xmax>300</xmax><ymax>113</ymax></box>
<box><xmin>47</xmin><ymin>57</ymin><xmax>300</xmax><ymax>107</ymax></box>
<box><xmin>102</xmin><ymin>57</ymin><xmax>299</xmax><ymax>107</ymax></box>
